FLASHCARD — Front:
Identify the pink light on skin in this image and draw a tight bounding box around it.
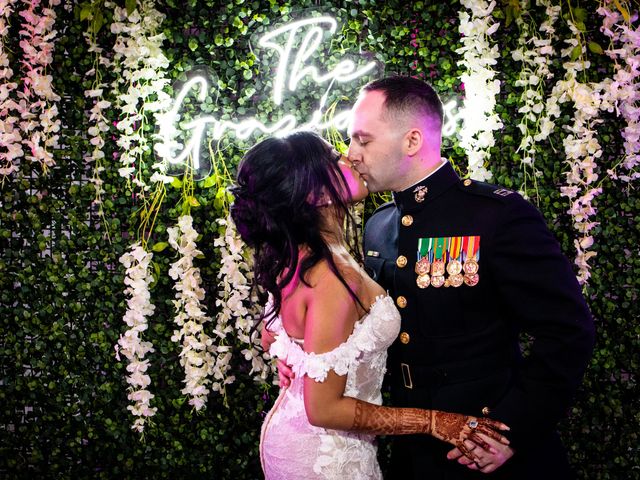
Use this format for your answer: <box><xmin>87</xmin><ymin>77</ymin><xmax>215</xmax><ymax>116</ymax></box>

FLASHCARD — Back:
<box><xmin>337</xmin><ymin>156</ymin><xmax>368</xmax><ymax>202</ymax></box>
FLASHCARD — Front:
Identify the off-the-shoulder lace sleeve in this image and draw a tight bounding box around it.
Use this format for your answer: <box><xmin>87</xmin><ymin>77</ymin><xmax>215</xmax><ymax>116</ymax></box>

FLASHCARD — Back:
<box><xmin>269</xmin><ymin>295</ymin><xmax>400</xmax><ymax>382</ymax></box>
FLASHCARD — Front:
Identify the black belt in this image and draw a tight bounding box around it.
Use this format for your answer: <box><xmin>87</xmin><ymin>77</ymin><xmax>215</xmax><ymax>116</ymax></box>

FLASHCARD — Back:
<box><xmin>395</xmin><ymin>354</ymin><xmax>512</xmax><ymax>389</ymax></box>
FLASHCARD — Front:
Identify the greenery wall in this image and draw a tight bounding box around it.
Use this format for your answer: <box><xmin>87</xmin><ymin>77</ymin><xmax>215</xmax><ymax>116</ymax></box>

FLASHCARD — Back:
<box><xmin>1</xmin><ymin>0</ymin><xmax>638</xmax><ymax>478</ymax></box>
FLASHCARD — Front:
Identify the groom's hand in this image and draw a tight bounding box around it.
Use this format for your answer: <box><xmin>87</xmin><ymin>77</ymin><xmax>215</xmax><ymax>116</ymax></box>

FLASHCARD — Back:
<box><xmin>447</xmin><ymin>433</ymin><xmax>514</xmax><ymax>473</ymax></box>
<box><xmin>276</xmin><ymin>359</ymin><xmax>294</xmax><ymax>387</ymax></box>
<box><xmin>260</xmin><ymin>324</ymin><xmax>295</xmax><ymax>387</ymax></box>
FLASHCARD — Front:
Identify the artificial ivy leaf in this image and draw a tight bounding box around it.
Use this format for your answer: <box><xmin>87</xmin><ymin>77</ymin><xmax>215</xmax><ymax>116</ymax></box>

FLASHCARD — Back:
<box><xmin>149</xmin><ymin>262</ymin><xmax>161</xmax><ymax>290</ymax></box>
<box><xmin>152</xmin><ymin>242</ymin><xmax>169</xmax><ymax>252</ymax></box>
<box><xmin>573</xmin><ymin>7</ymin><xmax>587</xmax><ymax>23</ymax></box>
<box><xmin>126</xmin><ymin>0</ymin><xmax>137</xmax><ymax>15</ymax></box>
<box><xmin>188</xmin><ymin>196</ymin><xmax>201</xmax><ymax>207</ymax></box>
<box><xmin>202</xmin><ymin>175</ymin><xmax>217</xmax><ymax>188</ymax></box>
<box><xmin>570</xmin><ymin>45</ymin><xmax>582</xmax><ymax>61</ymax></box>
<box><xmin>171</xmin><ymin>177</ymin><xmax>183</xmax><ymax>189</ymax></box>
<box><xmin>188</xmin><ymin>38</ymin><xmax>198</xmax><ymax>52</ymax></box>
<box><xmin>80</xmin><ymin>6</ymin><xmax>92</xmax><ymax>22</ymax></box>
<box><xmin>92</xmin><ymin>11</ymin><xmax>104</xmax><ymax>35</ymax></box>
<box><xmin>588</xmin><ymin>41</ymin><xmax>604</xmax><ymax>55</ymax></box>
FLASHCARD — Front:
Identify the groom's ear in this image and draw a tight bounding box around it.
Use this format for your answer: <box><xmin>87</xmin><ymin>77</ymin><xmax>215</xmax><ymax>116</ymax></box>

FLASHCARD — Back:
<box><xmin>404</xmin><ymin>128</ymin><xmax>423</xmax><ymax>156</ymax></box>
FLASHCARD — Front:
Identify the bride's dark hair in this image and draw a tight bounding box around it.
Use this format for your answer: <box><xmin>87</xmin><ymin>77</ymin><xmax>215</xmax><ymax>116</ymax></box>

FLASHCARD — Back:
<box><xmin>230</xmin><ymin>131</ymin><xmax>364</xmax><ymax>327</ymax></box>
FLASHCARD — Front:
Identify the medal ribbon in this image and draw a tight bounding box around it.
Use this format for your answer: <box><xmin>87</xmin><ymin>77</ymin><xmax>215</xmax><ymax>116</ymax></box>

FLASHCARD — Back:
<box><xmin>463</xmin><ymin>236</ymin><xmax>480</xmax><ymax>261</ymax></box>
<box><xmin>434</xmin><ymin>237</ymin><xmax>446</xmax><ymax>261</ymax></box>
<box><xmin>418</xmin><ymin>237</ymin><xmax>431</xmax><ymax>260</ymax></box>
<box><xmin>449</xmin><ymin>236</ymin><xmax>462</xmax><ymax>261</ymax></box>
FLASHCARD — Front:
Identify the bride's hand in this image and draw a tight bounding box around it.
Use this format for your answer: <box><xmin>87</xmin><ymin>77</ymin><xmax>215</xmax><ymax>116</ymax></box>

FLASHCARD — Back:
<box><xmin>430</xmin><ymin>411</ymin><xmax>510</xmax><ymax>461</ymax></box>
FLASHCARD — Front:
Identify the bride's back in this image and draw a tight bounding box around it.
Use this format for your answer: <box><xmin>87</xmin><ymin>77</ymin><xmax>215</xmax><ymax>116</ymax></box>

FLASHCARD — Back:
<box><xmin>278</xmin><ymin>248</ymin><xmax>385</xmax><ymax>344</ymax></box>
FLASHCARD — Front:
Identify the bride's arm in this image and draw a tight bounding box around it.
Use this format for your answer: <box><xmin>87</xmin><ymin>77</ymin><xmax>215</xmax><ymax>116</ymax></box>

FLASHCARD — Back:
<box><xmin>302</xmin><ymin>267</ymin><xmax>509</xmax><ymax>454</ymax></box>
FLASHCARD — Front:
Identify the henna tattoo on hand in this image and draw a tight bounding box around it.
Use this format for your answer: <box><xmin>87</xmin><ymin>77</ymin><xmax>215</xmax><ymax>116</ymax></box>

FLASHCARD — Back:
<box><xmin>430</xmin><ymin>410</ymin><xmax>511</xmax><ymax>462</ymax></box>
<box><xmin>350</xmin><ymin>400</ymin><xmax>432</xmax><ymax>435</ymax></box>
<box><xmin>349</xmin><ymin>402</ymin><xmax>510</xmax><ymax>451</ymax></box>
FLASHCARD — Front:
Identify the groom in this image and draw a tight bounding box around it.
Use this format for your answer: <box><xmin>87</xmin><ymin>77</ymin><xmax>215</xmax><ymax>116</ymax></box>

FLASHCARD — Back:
<box><xmin>345</xmin><ymin>76</ymin><xmax>594</xmax><ymax>478</ymax></box>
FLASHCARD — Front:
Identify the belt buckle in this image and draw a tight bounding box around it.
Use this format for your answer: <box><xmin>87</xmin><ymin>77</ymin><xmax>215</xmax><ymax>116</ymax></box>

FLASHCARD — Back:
<box><xmin>401</xmin><ymin>363</ymin><xmax>413</xmax><ymax>389</ymax></box>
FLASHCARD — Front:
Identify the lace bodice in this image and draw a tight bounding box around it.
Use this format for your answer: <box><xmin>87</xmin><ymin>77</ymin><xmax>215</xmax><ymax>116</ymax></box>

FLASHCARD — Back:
<box><xmin>260</xmin><ymin>295</ymin><xmax>401</xmax><ymax>479</ymax></box>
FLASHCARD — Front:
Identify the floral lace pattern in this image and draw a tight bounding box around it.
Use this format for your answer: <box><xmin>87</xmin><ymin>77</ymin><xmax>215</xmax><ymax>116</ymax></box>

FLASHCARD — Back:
<box><xmin>260</xmin><ymin>295</ymin><xmax>401</xmax><ymax>479</ymax></box>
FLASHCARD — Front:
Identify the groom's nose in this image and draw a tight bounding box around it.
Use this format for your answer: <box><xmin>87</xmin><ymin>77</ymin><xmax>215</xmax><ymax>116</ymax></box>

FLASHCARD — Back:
<box><xmin>347</xmin><ymin>146</ymin><xmax>362</xmax><ymax>165</ymax></box>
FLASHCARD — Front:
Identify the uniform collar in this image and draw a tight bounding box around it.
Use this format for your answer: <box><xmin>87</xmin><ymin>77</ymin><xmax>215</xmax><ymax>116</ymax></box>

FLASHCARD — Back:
<box><xmin>392</xmin><ymin>160</ymin><xmax>459</xmax><ymax>212</ymax></box>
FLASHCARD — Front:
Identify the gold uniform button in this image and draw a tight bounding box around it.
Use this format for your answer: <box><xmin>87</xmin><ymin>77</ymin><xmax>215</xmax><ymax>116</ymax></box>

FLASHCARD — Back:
<box><xmin>482</xmin><ymin>406</ymin><xmax>491</xmax><ymax>416</ymax></box>
<box><xmin>396</xmin><ymin>255</ymin><xmax>408</xmax><ymax>268</ymax></box>
<box><xmin>399</xmin><ymin>332</ymin><xmax>410</xmax><ymax>344</ymax></box>
<box><xmin>463</xmin><ymin>179</ymin><xmax>472</xmax><ymax>187</ymax></box>
<box><xmin>401</xmin><ymin>215</ymin><xmax>413</xmax><ymax>227</ymax></box>
<box><xmin>396</xmin><ymin>296</ymin><xmax>407</xmax><ymax>308</ymax></box>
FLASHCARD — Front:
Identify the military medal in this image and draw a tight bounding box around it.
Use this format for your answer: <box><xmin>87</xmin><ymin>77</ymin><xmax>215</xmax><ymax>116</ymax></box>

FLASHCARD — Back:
<box><xmin>464</xmin><ymin>273</ymin><xmax>479</xmax><ymax>286</ymax></box>
<box><xmin>462</xmin><ymin>236</ymin><xmax>480</xmax><ymax>275</ymax></box>
<box><xmin>463</xmin><ymin>258</ymin><xmax>479</xmax><ymax>275</ymax></box>
<box><xmin>431</xmin><ymin>259</ymin><xmax>445</xmax><ymax>276</ymax></box>
<box><xmin>462</xmin><ymin>236</ymin><xmax>481</xmax><ymax>286</ymax></box>
<box><xmin>416</xmin><ymin>273</ymin><xmax>431</xmax><ymax>288</ymax></box>
<box><xmin>431</xmin><ymin>238</ymin><xmax>446</xmax><ymax>276</ymax></box>
<box><xmin>446</xmin><ymin>236</ymin><xmax>463</xmax><ymax>276</ymax></box>
<box><xmin>430</xmin><ymin>237</ymin><xmax>446</xmax><ymax>288</ymax></box>
<box><xmin>415</xmin><ymin>257</ymin><xmax>430</xmax><ymax>275</ymax></box>
<box><xmin>431</xmin><ymin>274</ymin><xmax>445</xmax><ymax>288</ymax></box>
<box><xmin>449</xmin><ymin>273</ymin><xmax>464</xmax><ymax>287</ymax></box>
<box><xmin>415</xmin><ymin>238</ymin><xmax>432</xmax><ymax>276</ymax></box>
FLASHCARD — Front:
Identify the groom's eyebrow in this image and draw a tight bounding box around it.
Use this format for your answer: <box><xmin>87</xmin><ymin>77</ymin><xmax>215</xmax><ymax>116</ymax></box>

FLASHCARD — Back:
<box><xmin>348</xmin><ymin>129</ymin><xmax>372</xmax><ymax>139</ymax></box>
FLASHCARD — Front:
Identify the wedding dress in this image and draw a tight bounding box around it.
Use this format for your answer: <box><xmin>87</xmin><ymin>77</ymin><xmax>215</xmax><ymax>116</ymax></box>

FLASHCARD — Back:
<box><xmin>260</xmin><ymin>295</ymin><xmax>401</xmax><ymax>479</ymax></box>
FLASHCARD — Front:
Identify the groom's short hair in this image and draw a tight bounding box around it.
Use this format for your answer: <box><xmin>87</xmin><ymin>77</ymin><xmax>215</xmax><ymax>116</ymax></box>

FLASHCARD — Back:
<box><xmin>362</xmin><ymin>76</ymin><xmax>444</xmax><ymax>129</ymax></box>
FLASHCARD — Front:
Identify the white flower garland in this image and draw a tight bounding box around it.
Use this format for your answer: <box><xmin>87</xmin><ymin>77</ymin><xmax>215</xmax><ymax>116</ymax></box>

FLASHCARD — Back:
<box><xmin>0</xmin><ymin>0</ymin><xmax>22</xmax><ymax>179</ymax></box>
<box><xmin>214</xmin><ymin>215</ymin><xmax>272</xmax><ymax>398</ymax></box>
<box><xmin>109</xmin><ymin>0</ymin><xmax>172</xmax><ymax>191</ymax></box>
<box><xmin>167</xmin><ymin>215</ymin><xmax>216</xmax><ymax>411</ymax></box>
<box><xmin>511</xmin><ymin>0</ymin><xmax>561</xmax><ymax>198</ymax></box>
<box><xmin>552</xmin><ymin>19</ymin><xmax>604</xmax><ymax>285</ymax></box>
<box><xmin>115</xmin><ymin>243</ymin><xmax>158</xmax><ymax>433</ymax></box>
<box><xmin>456</xmin><ymin>0</ymin><xmax>503</xmax><ymax>182</ymax></box>
<box><xmin>598</xmin><ymin>2</ymin><xmax>640</xmax><ymax>183</ymax></box>
<box><xmin>83</xmin><ymin>18</ymin><xmax>113</xmax><ymax>227</ymax></box>
<box><xmin>17</xmin><ymin>0</ymin><xmax>61</xmax><ymax>173</ymax></box>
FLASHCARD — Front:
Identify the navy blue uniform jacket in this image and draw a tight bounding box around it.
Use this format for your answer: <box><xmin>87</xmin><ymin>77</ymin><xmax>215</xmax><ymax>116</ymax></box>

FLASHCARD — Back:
<box><xmin>363</xmin><ymin>162</ymin><xmax>594</xmax><ymax>479</ymax></box>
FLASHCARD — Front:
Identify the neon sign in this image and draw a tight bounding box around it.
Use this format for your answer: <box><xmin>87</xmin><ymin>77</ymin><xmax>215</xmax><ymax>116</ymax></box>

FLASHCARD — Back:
<box><xmin>155</xmin><ymin>16</ymin><xmax>462</xmax><ymax>172</ymax></box>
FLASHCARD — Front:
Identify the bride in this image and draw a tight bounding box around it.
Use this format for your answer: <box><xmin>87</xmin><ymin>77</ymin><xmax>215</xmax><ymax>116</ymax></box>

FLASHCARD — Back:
<box><xmin>230</xmin><ymin>131</ymin><xmax>509</xmax><ymax>479</ymax></box>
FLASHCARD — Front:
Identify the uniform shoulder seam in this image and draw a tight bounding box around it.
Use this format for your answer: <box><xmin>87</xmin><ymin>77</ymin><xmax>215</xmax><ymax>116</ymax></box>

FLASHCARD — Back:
<box><xmin>458</xmin><ymin>179</ymin><xmax>520</xmax><ymax>204</ymax></box>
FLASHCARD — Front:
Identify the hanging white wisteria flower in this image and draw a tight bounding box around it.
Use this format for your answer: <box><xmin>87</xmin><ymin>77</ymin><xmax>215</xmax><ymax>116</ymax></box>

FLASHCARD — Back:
<box><xmin>598</xmin><ymin>2</ymin><xmax>640</xmax><ymax>183</ymax></box>
<box><xmin>511</xmin><ymin>0</ymin><xmax>561</xmax><ymax>198</ymax></box>
<box><xmin>0</xmin><ymin>0</ymin><xmax>22</xmax><ymax>179</ymax></box>
<box><xmin>82</xmin><ymin>10</ymin><xmax>113</xmax><ymax>231</ymax></box>
<box><xmin>109</xmin><ymin>0</ymin><xmax>172</xmax><ymax>191</ymax></box>
<box><xmin>456</xmin><ymin>0</ymin><xmax>502</xmax><ymax>181</ymax></box>
<box><xmin>16</xmin><ymin>0</ymin><xmax>62</xmax><ymax>173</ymax></box>
<box><xmin>167</xmin><ymin>214</ymin><xmax>217</xmax><ymax>411</ymax></box>
<box><xmin>214</xmin><ymin>215</ymin><xmax>272</xmax><ymax>398</ymax></box>
<box><xmin>115</xmin><ymin>243</ymin><xmax>158</xmax><ymax>433</ymax></box>
<box><xmin>551</xmin><ymin>19</ymin><xmax>605</xmax><ymax>285</ymax></box>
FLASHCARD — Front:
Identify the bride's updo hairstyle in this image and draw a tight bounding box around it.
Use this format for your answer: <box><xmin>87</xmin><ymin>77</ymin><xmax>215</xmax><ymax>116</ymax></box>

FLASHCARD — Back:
<box><xmin>230</xmin><ymin>131</ymin><xmax>363</xmax><ymax>328</ymax></box>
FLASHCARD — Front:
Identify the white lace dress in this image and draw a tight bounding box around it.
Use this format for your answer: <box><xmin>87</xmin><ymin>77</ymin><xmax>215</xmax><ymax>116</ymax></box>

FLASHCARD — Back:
<box><xmin>259</xmin><ymin>295</ymin><xmax>401</xmax><ymax>479</ymax></box>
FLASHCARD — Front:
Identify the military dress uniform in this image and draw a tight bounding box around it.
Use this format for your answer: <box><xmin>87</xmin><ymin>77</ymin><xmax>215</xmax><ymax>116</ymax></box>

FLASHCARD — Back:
<box><xmin>364</xmin><ymin>161</ymin><xmax>594</xmax><ymax>480</ymax></box>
